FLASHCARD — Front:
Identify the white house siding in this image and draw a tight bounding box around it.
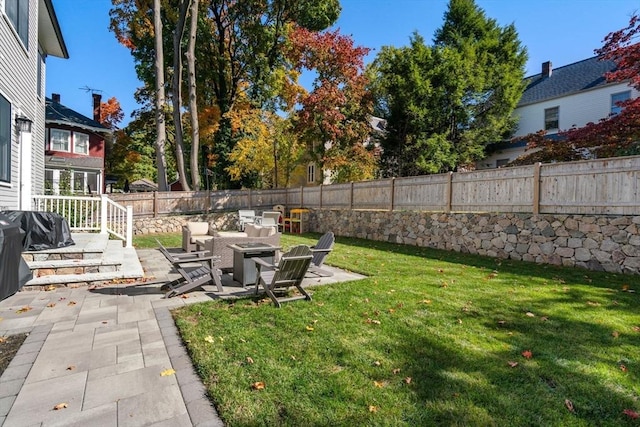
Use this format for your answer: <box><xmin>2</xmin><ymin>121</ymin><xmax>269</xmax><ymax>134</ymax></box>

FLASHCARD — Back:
<box><xmin>0</xmin><ymin>0</ymin><xmax>44</xmax><ymax>209</ymax></box>
<box><xmin>479</xmin><ymin>82</ymin><xmax>640</xmax><ymax>169</ymax></box>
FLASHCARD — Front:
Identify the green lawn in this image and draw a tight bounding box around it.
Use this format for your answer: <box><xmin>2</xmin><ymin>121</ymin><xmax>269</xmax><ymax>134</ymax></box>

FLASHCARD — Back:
<box><xmin>145</xmin><ymin>233</ymin><xmax>639</xmax><ymax>426</ymax></box>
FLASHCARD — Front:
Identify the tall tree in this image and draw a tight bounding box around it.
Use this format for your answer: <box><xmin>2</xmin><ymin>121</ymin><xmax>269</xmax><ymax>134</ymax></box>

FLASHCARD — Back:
<box><xmin>153</xmin><ymin>0</ymin><xmax>169</xmax><ymax>191</ymax></box>
<box><xmin>370</xmin><ymin>0</ymin><xmax>527</xmax><ymax>176</ymax></box>
<box><xmin>186</xmin><ymin>0</ymin><xmax>201</xmax><ymax>190</ymax></box>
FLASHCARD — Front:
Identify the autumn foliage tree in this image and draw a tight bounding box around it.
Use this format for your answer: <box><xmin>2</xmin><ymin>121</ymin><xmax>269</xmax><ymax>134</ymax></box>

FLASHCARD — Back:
<box><xmin>511</xmin><ymin>13</ymin><xmax>640</xmax><ymax>165</ymax></box>
<box><xmin>287</xmin><ymin>27</ymin><xmax>378</xmax><ymax>183</ymax></box>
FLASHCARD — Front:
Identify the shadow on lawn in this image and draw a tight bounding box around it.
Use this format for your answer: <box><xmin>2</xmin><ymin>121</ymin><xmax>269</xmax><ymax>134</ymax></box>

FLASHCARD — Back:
<box><xmin>393</xmin><ymin>307</ymin><xmax>640</xmax><ymax>425</ymax></box>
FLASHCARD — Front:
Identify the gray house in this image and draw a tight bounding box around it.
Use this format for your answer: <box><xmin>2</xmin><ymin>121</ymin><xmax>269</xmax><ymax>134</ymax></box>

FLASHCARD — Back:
<box><xmin>0</xmin><ymin>0</ymin><xmax>68</xmax><ymax>210</ymax></box>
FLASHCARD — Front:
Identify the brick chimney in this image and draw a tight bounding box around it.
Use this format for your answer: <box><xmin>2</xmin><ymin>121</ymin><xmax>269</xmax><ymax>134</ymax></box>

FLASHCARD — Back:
<box><xmin>92</xmin><ymin>93</ymin><xmax>102</xmax><ymax>122</ymax></box>
<box><xmin>52</xmin><ymin>93</ymin><xmax>61</xmax><ymax>103</ymax></box>
<box><xmin>542</xmin><ymin>61</ymin><xmax>552</xmax><ymax>78</ymax></box>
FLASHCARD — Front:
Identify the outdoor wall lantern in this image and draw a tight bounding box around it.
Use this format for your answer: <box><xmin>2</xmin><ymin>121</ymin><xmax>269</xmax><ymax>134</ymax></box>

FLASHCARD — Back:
<box><xmin>15</xmin><ymin>115</ymin><xmax>33</xmax><ymax>133</ymax></box>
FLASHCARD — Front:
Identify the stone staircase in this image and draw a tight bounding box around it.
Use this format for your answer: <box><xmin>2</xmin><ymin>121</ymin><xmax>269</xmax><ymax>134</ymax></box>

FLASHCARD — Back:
<box><xmin>21</xmin><ymin>233</ymin><xmax>144</xmax><ymax>289</ymax></box>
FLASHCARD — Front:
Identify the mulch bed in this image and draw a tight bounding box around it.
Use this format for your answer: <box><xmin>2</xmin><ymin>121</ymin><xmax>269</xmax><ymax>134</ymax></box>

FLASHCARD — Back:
<box><xmin>0</xmin><ymin>333</ymin><xmax>28</xmax><ymax>375</ymax></box>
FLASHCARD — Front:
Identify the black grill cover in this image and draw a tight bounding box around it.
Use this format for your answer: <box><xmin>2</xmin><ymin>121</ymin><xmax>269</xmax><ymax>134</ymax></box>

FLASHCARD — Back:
<box><xmin>0</xmin><ymin>214</ymin><xmax>32</xmax><ymax>300</ymax></box>
<box><xmin>0</xmin><ymin>211</ymin><xmax>75</xmax><ymax>251</ymax></box>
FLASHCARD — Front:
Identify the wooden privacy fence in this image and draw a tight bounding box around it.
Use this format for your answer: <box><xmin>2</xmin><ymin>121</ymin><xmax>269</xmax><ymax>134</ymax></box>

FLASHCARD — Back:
<box><xmin>109</xmin><ymin>155</ymin><xmax>640</xmax><ymax>217</ymax></box>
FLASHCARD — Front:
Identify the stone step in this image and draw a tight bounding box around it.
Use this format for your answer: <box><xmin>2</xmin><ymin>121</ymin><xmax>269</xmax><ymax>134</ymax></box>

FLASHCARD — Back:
<box><xmin>22</xmin><ymin>234</ymin><xmax>144</xmax><ymax>289</ymax></box>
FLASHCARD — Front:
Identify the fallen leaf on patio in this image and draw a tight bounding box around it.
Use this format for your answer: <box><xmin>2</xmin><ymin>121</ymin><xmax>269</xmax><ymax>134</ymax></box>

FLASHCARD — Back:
<box><xmin>620</xmin><ymin>364</ymin><xmax>627</xmax><ymax>372</ymax></box>
<box><xmin>53</xmin><ymin>403</ymin><xmax>68</xmax><ymax>410</ymax></box>
<box><xmin>66</xmin><ymin>365</ymin><xmax>75</xmax><ymax>371</ymax></box>
<box><xmin>0</xmin><ymin>337</ymin><xmax>5</xmax><ymax>343</ymax></box>
<box><xmin>564</xmin><ymin>399</ymin><xmax>575</xmax><ymax>413</ymax></box>
<box><xmin>67</xmin><ymin>301</ymin><xmax>77</xmax><ymax>306</ymax></box>
<box><xmin>612</xmin><ymin>331</ymin><xmax>619</xmax><ymax>338</ymax></box>
<box><xmin>368</xmin><ymin>405</ymin><xmax>378</xmax><ymax>413</ymax></box>
<box><xmin>59</xmin><ymin>297</ymin><xmax>66</xmax><ymax>301</ymax></box>
<box><xmin>404</xmin><ymin>377</ymin><xmax>412</xmax><ymax>384</ymax></box>
<box><xmin>305</xmin><ymin>326</ymin><xmax>314</xmax><ymax>331</ymax></box>
<box><xmin>246</xmin><ymin>357</ymin><xmax>254</xmax><ymax>364</ymax></box>
<box><xmin>204</xmin><ymin>336</ymin><xmax>215</xmax><ymax>343</ymax></box>
<box><xmin>101</xmin><ymin>321</ymin><xmax>108</xmax><ymax>324</ymax></box>
<box><xmin>525</xmin><ymin>312</ymin><xmax>535</xmax><ymax>317</ymax></box>
<box><xmin>251</xmin><ymin>381</ymin><xmax>265</xmax><ymax>390</ymax></box>
<box><xmin>373</xmin><ymin>361</ymin><xmax>381</xmax><ymax>367</ymax></box>
<box><xmin>47</xmin><ymin>303</ymin><xmax>56</xmax><ymax>308</ymax></box>
<box><xmin>16</xmin><ymin>306</ymin><xmax>32</xmax><ymax>314</ymax></box>
<box><xmin>180</xmin><ymin>294</ymin><xmax>189</xmax><ymax>299</ymax></box>
<box><xmin>623</xmin><ymin>409</ymin><xmax>639</xmax><ymax>419</ymax></box>
<box><xmin>392</xmin><ymin>368</ymin><xmax>401</xmax><ymax>374</ymax></box>
<box><xmin>45</xmin><ymin>285</ymin><xmax>56</xmax><ymax>291</ymax></box>
<box><xmin>160</xmin><ymin>369</ymin><xmax>176</xmax><ymax>376</ymax></box>
<box><xmin>522</xmin><ymin>350</ymin><xmax>533</xmax><ymax>359</ymax></box>
<box><xmin>373</xmin><ymin>381</ymin><xmax>384</xmax><ymax>388</ymax></box>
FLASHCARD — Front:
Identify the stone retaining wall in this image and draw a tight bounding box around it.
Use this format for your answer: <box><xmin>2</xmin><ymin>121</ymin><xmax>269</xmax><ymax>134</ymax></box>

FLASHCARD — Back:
<box><xmin>133</xmin><ymin>209</ymin><xmax>640</xmax><ymax>275</ymax></box>
<box><xmin>310</xmin><ymin>210</ymin><xmax>640</xmax><ymax>275</ymax></box>
<box><xmin>133</xmin><ymin>213</ymin><xmax>236</xmax><ymax>235</ymax></box>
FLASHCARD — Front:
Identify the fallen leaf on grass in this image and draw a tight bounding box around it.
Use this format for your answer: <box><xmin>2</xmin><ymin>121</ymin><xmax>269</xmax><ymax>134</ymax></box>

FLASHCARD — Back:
<box><xmin>421</xmin><ymin>299</ymin><xmax>432</xmax><ymax>304</ymax></box>
<box><xmin>525</xmin><ymin>312</ymin><xmax>535</xmax><ymax>317</ymax></box>
<box><xmin>586</xmin><ymin>301</ymin><xmax>600</xmax><ymax>307</ymax></box>
<box><xmin>623</xmin><ymin>409</ymin><xmax>639</xmax><ymax>419</ymax></box>
<box><xmin>368</xmin><ymin>405</ymin><xmax>378</xmax><ymax>413</ymax></box>
<box><xmin>634</xmin><ymin>326</ymin><xmax>640</xmax><ymax>332</ymax></box>
<box><xmin>251</xmin><ymin>381</ymin><xmax>265</xmax><ymax>390</ymax></box>
<box><xmin>612</xmin><ymin>331</ymin><xmax>619</xmax><ymax>338</ymax></box>
<box><xmin>365</xmin><ymin>318</ymin><xmax>381</xmax><ymax>325</ymax></box>
<box><xmin>404</xmin><ymin>377</ymin><xmax>412</xmax><ymax>384</ymax></box>
<box><xmin>507</xmin><ymin>361</ymin><xmax>519</xmax><ymax>368</ymax></box>
<box><xmin>565</xmin><ymin>399</ymin><xmax>575</xmax><ymax>413</ymax></box>
<box><xmin>620</xmin><ymin>364</ymin><xmax>627</xmax><ymax>372</ymax></box>
<box><xmin>497</xmin><ymin>320</ymin><xmax>506</xmax><ymax>325</ymax></box>
<box><xmin>392</xmin><ymin>368</ymin><xmax>401</xmax><ymax>374</ymax></box>
<box><xmin>16</xmin><ymin>306</ymin><xmax>32</xmax><ymax>314</ymax></box>
<box><xmin>522</xmin><ymin>350</ymin><xmax>533</xmax><ymax>359</ymax></box>
<box><xmin>160</xmin><ymin>369</ymin><xmax>176</xmax><ymax>376</ymax></box>
<box><xmin>246</xmin><ymin>357</ymin><xmax>254</xmax><ymax>364</ymax></box>
<box><xmin>372</xmin><ymin>361</ymin><xmax>381</xmax><ymax>367</ymax></box>
<box><xmin>53</xmin><ymin>403</ymin><xmax>68</xmax><ymax>410</ymax></box>
<box><xmin>374</xmin><ymin>381</ymin><xmax>385</xmax><ymax>388</ymax></box>
<box><xmin>204</xmin><ymin>336</ymin><xmax>215</xmax><ymax>343</ymax></box>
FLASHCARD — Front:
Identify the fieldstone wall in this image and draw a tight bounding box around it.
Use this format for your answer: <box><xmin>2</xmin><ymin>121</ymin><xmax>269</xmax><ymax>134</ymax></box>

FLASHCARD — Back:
<box><xmin>310</xmin><ymin>209</ymin><xmax>640</xmax><ymax>275</ymax></box>
<box><xmin>133</xmin><ymin>213</ymin><xmax>237</xmax><ymax>235</ymax></box>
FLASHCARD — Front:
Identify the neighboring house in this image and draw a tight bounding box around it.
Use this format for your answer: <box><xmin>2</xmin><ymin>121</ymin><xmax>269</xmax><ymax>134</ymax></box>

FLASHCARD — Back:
<box><xmin>129</xmin><ymin>178</ymin><xmax>158</xmax><ymax>192</ymax></box>
<box><xmin>45</xmin><ymin>93</ymin><xmax>110</xmax><ymax>195</ymax></box>
<box><xmin>297</xmin><ymin>115</ymin><xmax>386</xmax><ymax>187</ymax></box>
<box><xmin>478</xmin><ymin>57</ymin><xmax>639</xmax><ymax>169</ymax></box>
<box><xmin>0</xmin><ymin>0</ymin><xmax>68</xmax><ymax>210</ymax></box>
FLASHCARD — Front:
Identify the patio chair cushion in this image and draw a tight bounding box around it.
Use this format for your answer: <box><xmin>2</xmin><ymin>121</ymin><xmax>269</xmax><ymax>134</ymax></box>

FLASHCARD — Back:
<box><xmin>259</xmin><ymin>226</ymin><xmax>277</xmax><ymax>237</ymax></box>
<box><xmin>186</xmin><ymin>222</ymin><xmax>209</xmax><ymax>236</ymax></box>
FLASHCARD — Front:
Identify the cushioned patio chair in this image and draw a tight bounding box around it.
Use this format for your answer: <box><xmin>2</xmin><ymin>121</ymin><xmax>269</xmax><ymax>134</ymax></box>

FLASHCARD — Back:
<box><xmin>156</xmin><ymin>239</ymin><xmax>223</xmax><ymax>297</ymax></box>
<box><xmin>254</xmin><ymin>244</ymin><xmax>313</xmax><ymax>308</ymax></box>
<box><xmin>182</xmin><ymin>221</ymin><xmax>215</xmax><ymax>252</ymax></box>
<box><xmin>238</xmin><ymin>210</ymin><xmax>256</xmax><ymax>231</ymax></box>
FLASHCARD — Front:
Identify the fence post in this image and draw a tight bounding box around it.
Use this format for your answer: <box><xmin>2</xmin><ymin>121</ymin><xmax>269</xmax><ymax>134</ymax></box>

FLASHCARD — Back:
<box><xmin>153</xmin><ymin>191</ymin><xmax>158</xmax><ymax>217</ymax></box>
<box><xmin>125</xmin><ymin>206</ymin><xmax>133</xmax><ymax>248</ymax></box>
<box><xmin>533</xmin><ymin>162</ymin><xmax>541</xmax><ymax>215</ymax></box>
<box><xmin>446</xmin><ymin>172</ymin><xmax>453</xmax><ymax>213</ymax></box>
<box><xmin>389</xmin><ymin>178</ymin><xmax>395</xmax><ymax>211</ymax></box>
<box><xmin>350</xmin><ymin>182</ymin><xmax>354</xmax><ymax>210</ymax></box>
<box><xmin>100</xmin><ymin>195</ymin><xmax>108</xmax><ymax>234</ymax></box>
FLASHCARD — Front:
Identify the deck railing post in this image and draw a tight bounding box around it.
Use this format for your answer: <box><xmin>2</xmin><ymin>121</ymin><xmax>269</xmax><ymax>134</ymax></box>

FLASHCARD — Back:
<box><xmin>100</xmin><ymin>195</ymin><xmax>108</xmax><ymax>234</ymax></box>
<box><xmin>126</xmin><ymin>206</ymin><xmax>133</xmax><ymax>248</ymax></box>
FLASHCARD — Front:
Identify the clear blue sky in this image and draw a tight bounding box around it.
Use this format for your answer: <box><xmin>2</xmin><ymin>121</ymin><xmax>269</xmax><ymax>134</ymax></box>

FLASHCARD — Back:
<box><xmin>46</xmin><ymin>0</ymin><xmax>639</xmax><ymax>126</ymax></box>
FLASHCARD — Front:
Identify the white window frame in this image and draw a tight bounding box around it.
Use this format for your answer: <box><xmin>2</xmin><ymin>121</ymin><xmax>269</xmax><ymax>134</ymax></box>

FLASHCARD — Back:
<box><xmin>307</xmin><ymin>163</ymin><xmax>316</xmax><ymax>184</ymax></box>
<box><xmin>0</xmin><ymin>93</ymin><xmax>11</xmax><ymax>183</ymax></box>
<box><xmin>3</xmin><ymin>0</ymin><xmax>29</xmax><ymax>50</ymax></box>
<box><xmin>73</xmin><ymin>132</ymin><xmax>89</xmax><ymax>155</ymax></box>
<box><xmin>50</xmin><ymin>129</ymin><xmax>71</xmax><ymax>152</ymax></box>
<box><xmin>610</xmin><ymin>91</ymin><xmax>630</xmax><ymax>116</ymax></box>
<box><xmin>544</xmin><ymin>106</ymin><xmax>559</xmax><ymax>131</ymax></box>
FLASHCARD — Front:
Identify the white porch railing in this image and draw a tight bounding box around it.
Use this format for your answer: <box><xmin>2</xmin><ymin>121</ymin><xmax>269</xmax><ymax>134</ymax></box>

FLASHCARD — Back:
<box><xmin>32</xmin><ymin>195</ymin><xmax>133</xmax><ymax>248</ymax></box>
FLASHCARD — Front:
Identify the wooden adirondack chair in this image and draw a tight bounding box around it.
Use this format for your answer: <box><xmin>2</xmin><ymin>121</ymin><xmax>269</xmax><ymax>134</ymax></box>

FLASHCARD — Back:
<box><xmin>308</xmin><ymin>231</ymin><xmax>335</xmax><ymax>277</ymax></box>
<box><xmin>253</xmin><ymin>245</ymin><xmax>313</xmax><ymax>308</ymax></box>
<box><xmin>156</xmin><ymin>239</ymin><xmax>224</xmax><ymax>298</ymax></box>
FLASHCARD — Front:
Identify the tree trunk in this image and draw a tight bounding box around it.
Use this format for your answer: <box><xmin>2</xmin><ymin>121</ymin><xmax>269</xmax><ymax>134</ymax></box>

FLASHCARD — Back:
<box><xmin>171</xmin><ymin>0</ymin><xmax>191</xmax><ymax>191</ymax></box>
<box><xmin>187</xmin><ymin>0</ymin><xmax>201</xmax><ymax>190</ymax></box>
<box><xmin>154</xmin><ymin>0</ymin><xmax>168</xmax><ymax>191</ymax></box>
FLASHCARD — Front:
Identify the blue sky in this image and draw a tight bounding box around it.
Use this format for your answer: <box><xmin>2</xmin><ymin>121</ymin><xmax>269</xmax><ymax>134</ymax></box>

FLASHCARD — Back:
<box><xmin>47</xmin><ymin>0</ymin><xmax>639</xmax><ymax>126</ymax></box>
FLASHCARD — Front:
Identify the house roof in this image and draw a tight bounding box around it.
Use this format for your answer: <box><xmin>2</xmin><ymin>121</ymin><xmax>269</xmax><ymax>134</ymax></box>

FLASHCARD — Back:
<box><xmin>130</xmin><ymin>179</ymin><xmax>158</xmax><ymax>192</ymax></box>
<box><xmin>38</xmin><ymin>0</ymin><xmax>69</xmax><ymax>58</ymax></box>
<box><xmin>519</xmin><ymin>56</ymin><xmax>618</xmax><ymax>106</ymax></box>
<box><xmin>46</xmin><ymin>98</ymin><xmax>110</xmax><ymax>134</ymax></box>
